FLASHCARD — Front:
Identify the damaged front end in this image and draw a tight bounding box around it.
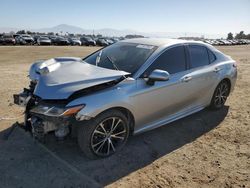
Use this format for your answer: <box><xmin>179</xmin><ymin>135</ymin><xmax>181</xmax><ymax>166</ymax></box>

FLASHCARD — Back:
<box><xmin>13</xmin><ymin>57</ymin><xmax>129</xmax><ymax>141</ymax></box>
<box><xmin>14</xmin><ymin>82</ymin><xmax>85</xmax><ymax>141</ymax></box>
<box><xmin>29</xmin><ymin>101</ymin><xmax>85</xmax><ymax>140</ymax></box>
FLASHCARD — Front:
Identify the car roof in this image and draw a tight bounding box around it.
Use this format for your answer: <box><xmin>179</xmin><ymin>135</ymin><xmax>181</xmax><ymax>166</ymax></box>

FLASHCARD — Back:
<box><xmin>120</xmin><ymin>38</ymin><xmax>205</xmax><ymax>47</ymax></box>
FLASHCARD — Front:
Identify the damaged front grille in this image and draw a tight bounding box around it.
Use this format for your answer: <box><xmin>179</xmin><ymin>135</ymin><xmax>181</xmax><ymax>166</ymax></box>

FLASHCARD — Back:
<box><xmin>29</xmin><ymin>114</ymin><xmax>72</xmax><ymax>141</ymax></box>
<box><xmin>31</xmin><ymin>117</ymin><xmax>45</xmax><ymax>141</ymax></box>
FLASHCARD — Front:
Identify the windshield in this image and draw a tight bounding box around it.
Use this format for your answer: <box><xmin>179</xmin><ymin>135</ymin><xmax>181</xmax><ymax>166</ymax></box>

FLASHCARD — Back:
<box><xmin>84</xmin><ymin>42</ymin><xmax>157</xmax><ymax>75</ymax></box>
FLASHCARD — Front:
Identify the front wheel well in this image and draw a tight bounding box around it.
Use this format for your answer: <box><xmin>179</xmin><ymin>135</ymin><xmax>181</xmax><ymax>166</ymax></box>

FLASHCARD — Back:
<box><xmin>95</xmin><ymin>107</ymin><xmax>135</xmax><ymax>134</ymax></box>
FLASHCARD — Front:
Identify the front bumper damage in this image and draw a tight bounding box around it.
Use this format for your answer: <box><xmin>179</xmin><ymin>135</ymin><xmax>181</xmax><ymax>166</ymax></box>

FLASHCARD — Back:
<box><xmin>28</xmin><ymin>113</ymin><xmax>72</xmax><ymax>141</ymax></box>
<box><xmin>13</xmin><ymin>83</ymin><xmax>78</xmax><ymax>141</ymax></box>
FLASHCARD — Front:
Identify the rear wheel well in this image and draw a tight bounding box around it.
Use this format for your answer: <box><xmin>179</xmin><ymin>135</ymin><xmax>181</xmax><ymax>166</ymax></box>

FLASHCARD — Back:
<box><xmin>96</xmin><ymin>107</ymin><xmax>135</xmax><ymax>134</ymax></box>
<box><xmin>221</xmin><ymin>78</ymin><xmax>231</xmax><ymax>94</ymax></box>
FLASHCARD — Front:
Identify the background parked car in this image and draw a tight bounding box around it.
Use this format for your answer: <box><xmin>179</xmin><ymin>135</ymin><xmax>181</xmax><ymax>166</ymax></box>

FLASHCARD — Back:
<box><xmin>221</xmin><ymin>39</ymin><xmax>231</xmax><ymax>45</ymax></box>
<box><xmin>110</xmin><ymin>37</ymin><xmax>120</xmax><ymax>43</ymax></box>
<box><xmin>203</xmin><ymin>40</ymin><xmax>213</xmax><ymax>45</ymax></box>
<box><xmin>37</xmin><ymin>36</ymin><xmax>51</xmax><ymax>45</ymax></box>
<box><xmin>105</xmin><ymin>38</ymin><xmax>114</xmax><ymax>45</ymax></box>
<box><xmin>239</xmin><ymin>39</ymin><xmax>247</xmax><ymax>45</ymax></box>
<box><xmin>96</xmin><ymin>38</ymin><xmax>109</xmax><ymax>46</ymax></box>
<box><xmin>48</xmin><ymin>36</ymin><xmax>57</xmax><ymax>45</ymax></box>
<box><xmin>80</xmin><ymin>36</ymin><xmax>96</xmax><ymax>46</ymax></box>
<box><xmin>13</xmin><ymin>34</ymin><xmax>20</xmax><ymax>39</ymax></box>
<box><xmin>68</xmin><ymin>37</ymin><xmax>81</xmax><ymax>45</ymax></box>
<box><xmin>0</xmin><ymin>35</ymin><xmax>16</xmax><ymax>45</ymax></box>
<box><xmin>33</xmin><ymin>35</ymin><xmax>40</xmax><ymax>44</ymax></box>
<box><xmin>15</xmin><ymin>34</ymin><xmax>34</xmax><ymax>45</ymax></box>
<box><xmin>55</xmin><ymin>36</ymin><xmax>69</xmax><ymax>45</ymax></box>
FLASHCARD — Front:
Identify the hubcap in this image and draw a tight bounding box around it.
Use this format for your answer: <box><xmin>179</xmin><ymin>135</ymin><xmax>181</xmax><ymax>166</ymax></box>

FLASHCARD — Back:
<box><xmin>214</xmin><ymin>82</ymin><xmax>229</xmax><ymax>107</ymax></box>
<box><xmin>91</xmin><ymin>117</ymin><xmax>127</xmax><ymax>156</ymax></box>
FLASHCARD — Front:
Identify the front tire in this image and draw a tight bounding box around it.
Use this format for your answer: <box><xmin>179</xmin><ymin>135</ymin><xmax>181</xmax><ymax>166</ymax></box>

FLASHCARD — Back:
<box><xmin>77</xmin><ymin>110</ymin><xmax>130</xmax><ymax>159</ymax></box>
<box><xmin>210</xmin><ymin>80</ymin><xmax>230</xmax><ymax>109</ymax></box>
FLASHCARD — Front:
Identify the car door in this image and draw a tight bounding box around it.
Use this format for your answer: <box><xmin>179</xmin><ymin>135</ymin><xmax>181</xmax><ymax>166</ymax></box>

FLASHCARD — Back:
<box><xmin>184</xmin><ymin>44</ymin><xmax>218</xmax><ymax>107</ymax></box>
<box><xmin>134</xmin><ymin>45</ymin><xmax>199</xmax><ymax>131</ymax></box>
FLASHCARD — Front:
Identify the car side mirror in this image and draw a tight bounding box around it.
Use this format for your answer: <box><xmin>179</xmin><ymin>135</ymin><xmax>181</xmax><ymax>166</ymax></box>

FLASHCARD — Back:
<box><xmin>147</xmin><ymin>69</ymin><xmax>170</xmax><ymax>85</ymax></box>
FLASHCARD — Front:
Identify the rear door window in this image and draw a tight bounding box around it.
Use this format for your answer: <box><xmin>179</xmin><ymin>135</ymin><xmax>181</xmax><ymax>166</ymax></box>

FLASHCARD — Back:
<box><xmin>189</xmin><ymin>45</ymin><xmax>210</xmax><ymax>68</ymax></box>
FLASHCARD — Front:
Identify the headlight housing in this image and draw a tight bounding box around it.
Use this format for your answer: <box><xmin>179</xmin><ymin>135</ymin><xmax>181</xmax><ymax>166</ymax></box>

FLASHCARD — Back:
<box><xmin>30</xmin><ymin>104</ymin><xmax>85</xmax><ymax>117</ymax></box>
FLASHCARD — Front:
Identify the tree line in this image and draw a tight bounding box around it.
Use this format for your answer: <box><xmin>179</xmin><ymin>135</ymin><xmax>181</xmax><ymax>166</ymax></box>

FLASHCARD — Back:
<box><xmin>227</xmin><ymin>31</ymin><xmax>250</xmax><ymax>40</ymax></box>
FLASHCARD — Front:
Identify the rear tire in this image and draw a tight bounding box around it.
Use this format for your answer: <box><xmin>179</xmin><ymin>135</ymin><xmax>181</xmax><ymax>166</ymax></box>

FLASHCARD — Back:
<box><xmin>210</xmin><ymin>80</ymin><xmax>230</xmax><ymax>110</ymax></box>
<box><xmin>77</xmin><ymin>110</ymin><xmax>130</xmax><ymax>159</ymax></box>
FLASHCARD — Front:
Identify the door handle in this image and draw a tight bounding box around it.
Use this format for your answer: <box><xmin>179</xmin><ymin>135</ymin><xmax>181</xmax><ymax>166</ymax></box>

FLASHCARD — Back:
<box><xmin>214</xmin><ymin>67</ymin><xmax>222</xmax><ymax>73</ymax></box>
<box><xmin>181</xmin><ymin>76</ymin><xmax>192</xmax><ymax>82</ymax></box>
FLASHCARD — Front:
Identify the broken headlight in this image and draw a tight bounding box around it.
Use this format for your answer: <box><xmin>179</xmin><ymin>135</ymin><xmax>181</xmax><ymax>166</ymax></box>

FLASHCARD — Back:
<box><xmin>30</xmin><ymin>104</ymin><xmax>85</xmax><ymax>117</ymax></box>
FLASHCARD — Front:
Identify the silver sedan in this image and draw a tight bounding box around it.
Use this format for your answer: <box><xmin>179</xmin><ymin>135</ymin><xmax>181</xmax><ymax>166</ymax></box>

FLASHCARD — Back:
<box><xmin>14</xmin><ymin>38</ymin><xmax>237</xmax><ymax>158</ymax></box>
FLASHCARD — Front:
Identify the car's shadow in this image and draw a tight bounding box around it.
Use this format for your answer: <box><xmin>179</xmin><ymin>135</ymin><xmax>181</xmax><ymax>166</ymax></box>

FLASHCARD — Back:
<box><xmin>43</xmin><ymin>106</ymin><xmax>229</xmax><ymax>186</ymax></box>
<box><xmin>0</xmin><ymin>106</ymin><xmax>229</xmax><ymax>186</ymax></box>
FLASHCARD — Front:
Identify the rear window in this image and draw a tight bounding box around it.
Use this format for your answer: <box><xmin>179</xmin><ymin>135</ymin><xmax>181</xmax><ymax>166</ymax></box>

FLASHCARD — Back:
<box><xmin>189</xmin><ymin>45</ymin><xmax>209</xmax><ymax>68</ymax></box>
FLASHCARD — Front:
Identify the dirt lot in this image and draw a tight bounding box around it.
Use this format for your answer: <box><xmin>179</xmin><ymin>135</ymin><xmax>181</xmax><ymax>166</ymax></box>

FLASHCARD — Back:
<box><xmin>0</xmin><ymin>45</ymin><xmax>249</xmax><ymax>188</ymax></box>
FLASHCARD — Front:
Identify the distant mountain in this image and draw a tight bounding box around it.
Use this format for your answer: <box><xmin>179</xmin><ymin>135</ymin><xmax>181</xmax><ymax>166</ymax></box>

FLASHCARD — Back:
<box><xmin>33</xmin><ymin>24</ymin><xmax>86</xmax><ymax>34</ymax></box>
<box><xmin>0</xmin><ymin>24</ymin><xmax>225</xmax><ymax>38</ymax></box>
<box><xmin>34</xmin><ymin>25</ymin><xmax>139</xmax><ymax>36</ymax></box>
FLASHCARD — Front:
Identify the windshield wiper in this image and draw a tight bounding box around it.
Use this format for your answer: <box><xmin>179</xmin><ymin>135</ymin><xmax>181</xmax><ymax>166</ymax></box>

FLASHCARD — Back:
<box><xmin>95</xmin><ymin>51</ymin><xmax>127</xmax><ymax>78</ymax></box>
<box><xmin>95</xmin><ymin>50</ymin><xmax>118</xmax><ymax>71</ymax></box>
<box><xmin>106</xmin><ymin>54</ymin><xmax>127</xmax><ymax>79</ymax></box>
<box><xmin>106</xmin><ymin>55</ymin><xmax>120</xmax><ymax>71</ymax></box>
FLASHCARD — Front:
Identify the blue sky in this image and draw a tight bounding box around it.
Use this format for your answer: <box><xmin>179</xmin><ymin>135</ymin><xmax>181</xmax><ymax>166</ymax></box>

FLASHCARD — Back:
<box><xmin>1</xmin><ymin>0</ymin><xmax>250</xmax><ymax>35</ymax></box>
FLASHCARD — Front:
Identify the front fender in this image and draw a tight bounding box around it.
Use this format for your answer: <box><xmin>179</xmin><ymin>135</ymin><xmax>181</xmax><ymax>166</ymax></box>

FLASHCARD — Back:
<box><xmin>67</xmin><ymin>87</ymin><xmax>135</xmax><ymax>121</ymax></box>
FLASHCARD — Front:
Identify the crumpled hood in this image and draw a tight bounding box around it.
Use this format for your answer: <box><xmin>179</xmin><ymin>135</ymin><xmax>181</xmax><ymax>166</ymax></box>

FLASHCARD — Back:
<box><xmin>31</xmin><ymin>57</ymin><xmax>129</xmax><ymax>100</ymax></box>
